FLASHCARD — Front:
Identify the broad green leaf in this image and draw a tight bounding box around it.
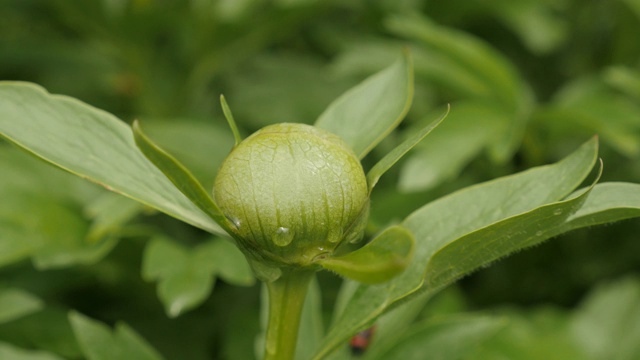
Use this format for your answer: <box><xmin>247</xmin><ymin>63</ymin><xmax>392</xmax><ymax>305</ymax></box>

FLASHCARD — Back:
<box><xmin>0</xmin><ymin>82</ymin><xmax>223</xmax><ymax>235</ymax></box>
<box><xmin>571</xmin><ymin>276</ymin><xmax>640</xmax><ymax>360</ymax></box>
<box><xmin>366</xmin><ymin>107</ymin><xmax>448</xmax><ymax>193</ymax></box>
<box><xmin>425</xmin><ymin>160</ymin><xmax>601</xmax><ymax>288</ymax></box>
<box><xmin>69</xmin><ymin>311</ymin><xmax>164</xmax><ymax>360</ymax></box>
<box><xmin>312</xmin><ymin>138</ymin><xmax>598</xmax><ymax>359</ymax></box>
<box><xmin>315</xmin><ymin>51</ymin><xmax>413</xmax><ymax>159</ymax></box>
<box><xmin>0</xmin><ymin>289</ymin><xmax>43</xmax><ymax>325</ymax></box>
<box><xmin>398</xmin><ymin>102</ymin><xmax>508</xmax><ymax>192</ymax></box>
<box><xmin>142</xmin><ymin>237</ymin><xmax>254</xmax><ymax>317</ymax></box>
<box><xmin>318</xmin><ymin>226</ymin><xmax>415</xmax><ymax>284</ymax></box>
<box><xmin>132</xmin><ymin>121</ymin><xmax>230</xmax><ymax>230</ymax></box>
<box><xmin>378</xmin><ymin>315</ymin><xmax>505</xmax><ymax>360</ymax></box>
<box><xmin>0</xmin><ymin>342</ymin><xmax>64</xmax><ymax>360</ymax></box>
<box><xmin>560</xmin><ymin>182</ymin><xmax>640</xmax><ymax>230</ymax></box>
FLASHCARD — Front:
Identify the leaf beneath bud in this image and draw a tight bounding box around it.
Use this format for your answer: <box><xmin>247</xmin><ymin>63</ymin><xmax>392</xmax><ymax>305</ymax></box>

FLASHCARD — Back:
<box><xmin>317</xmin><ymin>226</ymin><xmax>414</xmax><ymax>284</ymax></box>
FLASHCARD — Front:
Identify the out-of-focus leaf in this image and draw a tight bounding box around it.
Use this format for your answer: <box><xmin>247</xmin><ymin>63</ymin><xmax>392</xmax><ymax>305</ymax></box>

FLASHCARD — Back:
<box><xmin>398</xmin><ymin>102</ymin><xmax>508</xmax><ymax>192</ymax></box>
<box><xmin>142</xmin><ymin>237</ymin><xmax>253</xmax><ymax>318</ymax></box>
<box><xmin>603</xmin><ymin>66</ymin><xmax>640</xmax><ymax>101</ymax></box>
<box><xmin>0</xmin><ymin>308</ymin><xmax>82</xmax><ymax>359</ymax></box>
<box><xmin>377</xmin><ymin>315</ymin><xmax>505</xmax><ymax>360</ymax></box>
<box><xmin>132</xmin><ymin>121</ymin><xmax>229</xmax><ymax>230</ymax></box>
<box><xmin>0</xmin><ymin>82</ymin><xmax>224</xmax><ymax>235</ymax></box>
<box><xmin>312</xmin><ymin>138</ymin><xmax>598</xmax><ymax>360</ymax></box>
<box><xmin>0</xmin><ymin>342</ymin><xmax>64</xmax><ymax>360</ymax></box>
<box><xmin>69</xmin><ymin>311</ymin><xmax>164</xmax><ymax>360</ymax></box>
<box><xmin>366</xmin><ymin>108</ymin><xmax>447</xmax><ymax>193</ymax></box>
<box><xmin>83</xmin><ymin>192</ymin><xmax>142</xmax><ymax>243</ymax></box>
<box><xmin>0</xmin><ymin>289</ymin><xmax>43</xmax><ymax>325</ymax></box>
<box><xmin>571</xmin><ymin>276</ymin><xmax>640</xmax><ymax>360</ymax></box>
<box><xmin>540</xmin><ymin>77</ymin><xmax>640</xmax><ymax>157</ymax></box>
<box><xmin>318</xmin><ymin>226</ymin><xmax>414</xmax><ymax>284</ymax></box>
<box><xmin>483</xmin><ymin>0</ymin><xmax>568</xmax><ymax>54</ymax></box>
<box><xmin>386</xmin><ymin>14</ymin><xmax>533</xmax><ymax>161</ymax></box>
<box><xmin>467</xmin><ymin>307</ymin><xmax>588</xmax><ymax>360</ymax></box>
<box><xmin>315</xmin><ymin>51</ymin><xmax>413</xmax><ymax>159</ymax></box>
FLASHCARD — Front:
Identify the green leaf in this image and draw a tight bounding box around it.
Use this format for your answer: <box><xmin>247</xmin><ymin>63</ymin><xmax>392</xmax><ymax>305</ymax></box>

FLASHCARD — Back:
<box><xmin>571</xmin><ymin>276</ymin><xmax>640</xmax><ymax>360</ymax></box>
<box><xmin>0</xmin><ymin>82</ymin><xmax>223</xmax><ymax>235</ymax></box>
<box><xmin>220</xmin><ymin>95</ymin><xmax>243</xmax><ymax>146</ymax></box>
<box><xmin>315</xmin><ymin>51</ymin><xmax>413</xmax><ymax>159</ymax></box>
<box><xmin>425</xmin><ymin>160</ymin><xmax>602</xmax><ymax>288</ymax></box>
<box><xmin>0</xmin><ymin>289</ymin><xmax>43</xmax><ymax>325</ymax></box>
<box><xmin>386</xmin><ymin>14</ymin><xmax>534</xmax><ymax>161</ymax></box>
<box><xmin>69</xmin><ymin>311</ymin><xmax>164</xmax><ymax>360</ymax></box>
<box><xmin>142</xmin><ymin>237</ymin><xmax>254</xmax><ymax>318</ymax></box>
<box><xmin>398</xmin><ymin>102</ymin><xmax>509</xmax><ymax>192</ymax></box>
<box><xmin>467</xmin><ymin>307</ymin><xmax>587</xmax><ymax>360</ymax></box>
<box><xmin>132</xmin><ymin>120</ymin><xmax>230</xmax><ymax>231</ymax></box>
<box><xmin>318</xmin><ymin>226</ymin><xmax>415</xmax><ymax>284</ymax></box>
<box><xmin>312</xmin><ymin>138</ymin><xmax>598</xmax><ymax>360</ymax></box>
<box><xmin>366</xmin><ymin>107</ymin><xmax>448</xmax><ymax>193</ymax></box>
<box><xmin>0</xmin><ymin>342</ymin><xmax>64</xmax><ymax>360</ymax></box>
<box><xmin>378</xmin><ymin>315</ymin><xmax>506</xmax><ymax>360</ymax></box>
<box><xmin>0</xmin><ymin>308</ymin><xmax>82</xmax><ymax>358</ymax></box>
<box><xmin>83</xmin><ymin>192</ymin><xmax>143</xmax><ymax>243</ymax></box>
<box><xmin>138</xmin><ymin>118</ymin><xmax>234</xmax><ymax>188</ymax></box>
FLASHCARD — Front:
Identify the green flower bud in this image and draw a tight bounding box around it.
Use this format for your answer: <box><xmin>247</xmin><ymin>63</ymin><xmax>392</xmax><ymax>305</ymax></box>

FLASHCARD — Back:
<box><xmin>213</xmin><ymin>123</ymin><xmax>369</xmax><ymax>268</ymax></box>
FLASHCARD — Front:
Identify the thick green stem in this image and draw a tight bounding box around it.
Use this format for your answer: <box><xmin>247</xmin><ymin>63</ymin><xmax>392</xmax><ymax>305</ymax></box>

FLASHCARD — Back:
<box><xmin>264</xmin><ymin>269</ymin><xmax>314</xmax><ymax>360</ymax></box>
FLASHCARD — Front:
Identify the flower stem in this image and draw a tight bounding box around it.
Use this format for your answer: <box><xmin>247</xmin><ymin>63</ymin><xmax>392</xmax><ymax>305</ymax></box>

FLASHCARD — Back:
<box><xmin>264</xmin><ymin>269</ymin><xmax>314</xmax><ymax>360</ymax></box>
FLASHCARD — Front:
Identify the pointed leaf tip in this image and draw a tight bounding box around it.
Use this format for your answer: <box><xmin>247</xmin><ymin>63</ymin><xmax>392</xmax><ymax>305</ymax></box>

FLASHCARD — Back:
<box><xmin>317</xmin><ymin>226</ymin><xmax>415</xmax><ymax>284</ymax></box>
<box><xmin>220</xmin><ymin>95</ymin><xmax>243</xmax><ymax>146</ymax></box>
<box><xmin>367</xmin><ymin>105</ymin><xmax>449</xmax><ymax>193</ymax></box>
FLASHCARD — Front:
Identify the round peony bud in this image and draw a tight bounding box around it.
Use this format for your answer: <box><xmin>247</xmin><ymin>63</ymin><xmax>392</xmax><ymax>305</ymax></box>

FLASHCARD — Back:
<box><xmin>213</xmin><ymin>123</ymin><xmax>369</xmax><ymax>267</ymax></box>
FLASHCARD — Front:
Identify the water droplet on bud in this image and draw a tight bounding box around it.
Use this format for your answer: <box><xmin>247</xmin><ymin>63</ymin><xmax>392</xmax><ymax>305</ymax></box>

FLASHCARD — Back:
<box><xmin>272</xmin><ymin>227</ymin><xmax>294</xmax><ymax>247</ymax></box>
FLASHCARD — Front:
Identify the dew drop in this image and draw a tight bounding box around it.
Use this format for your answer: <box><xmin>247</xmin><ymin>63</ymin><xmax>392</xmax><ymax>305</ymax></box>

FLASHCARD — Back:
<box><xmin>272</xmin><ymin>227</ymin><xmax>294</xmax><ymax>247</ymax></box>
<box><xmin>227</xmin><ymin>216</ymin><xmax>242</xmax><ymax>229</ymax></box>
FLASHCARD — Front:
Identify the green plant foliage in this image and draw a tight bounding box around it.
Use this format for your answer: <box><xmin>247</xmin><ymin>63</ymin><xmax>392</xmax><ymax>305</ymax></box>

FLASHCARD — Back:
<box><xmin>2</xmin><ymin>2</ymin><xmax>640</xmax><ymax>359</ymax></box>
<box><xmin>0</xmin><ymin>289</ymin><xmax>43</xmax><ymax>325</ymax></box>
<box><xmin>315</xmin><ymin>51</ymin><xmax>414</xmax><ymax>159</ymax></box>
<box><xmin>142</xmin><ymin>236</ymin><xmax>254</xmax><ymax>318</ymax></box>
<box><xmin>69</xmin><ymin>311</ymin><xmax>164</xmax><ymax>360</ymax></box>
<box><xmin>0</xmin><ymin>83</ymin><xmax>223</xmax><ymax>235</ymax></box>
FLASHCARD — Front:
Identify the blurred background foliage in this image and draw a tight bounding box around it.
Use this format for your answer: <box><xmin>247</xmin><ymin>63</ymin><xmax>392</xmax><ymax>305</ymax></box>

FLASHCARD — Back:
<box><xmin>1</xmin><ymin>0</ymin><xmax>640</xmax><ymax>359</ymax></box>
